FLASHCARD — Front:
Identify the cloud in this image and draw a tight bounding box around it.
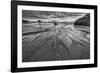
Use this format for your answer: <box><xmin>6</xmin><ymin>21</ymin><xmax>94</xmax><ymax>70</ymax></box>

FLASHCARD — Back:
<box><xmin>22</xmin><ymin>10</ymin><xmax>87</xmax><ymax>22</ymax></box>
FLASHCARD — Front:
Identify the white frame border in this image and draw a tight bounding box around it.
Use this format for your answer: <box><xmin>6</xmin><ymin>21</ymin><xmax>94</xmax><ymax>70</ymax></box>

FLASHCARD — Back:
<box><xmin>17</xmin><ymin>5</ymin><xmax>94</xmax><ymax>68</ymax></box>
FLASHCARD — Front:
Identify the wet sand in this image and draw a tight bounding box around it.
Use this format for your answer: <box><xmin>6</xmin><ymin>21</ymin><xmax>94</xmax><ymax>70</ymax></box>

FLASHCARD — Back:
<box><xmin>22</xmin><ymin>24</ymin><xmax>90</xmax><ymax>62</ymax></box>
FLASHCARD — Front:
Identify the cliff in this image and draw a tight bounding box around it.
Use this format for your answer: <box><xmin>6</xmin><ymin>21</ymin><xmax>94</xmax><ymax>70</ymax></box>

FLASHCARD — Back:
<box><xmin>74</xmin><ymin>14</ymin><xmax>90</xmax><ymax>26</ymax></box>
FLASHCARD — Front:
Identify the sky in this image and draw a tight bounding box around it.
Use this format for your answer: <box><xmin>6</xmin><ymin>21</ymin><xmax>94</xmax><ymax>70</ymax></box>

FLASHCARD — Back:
<box><xmin>22</xmin><ymin>10</ymin><xmax>87</xmax><ymax>22</ymax></box>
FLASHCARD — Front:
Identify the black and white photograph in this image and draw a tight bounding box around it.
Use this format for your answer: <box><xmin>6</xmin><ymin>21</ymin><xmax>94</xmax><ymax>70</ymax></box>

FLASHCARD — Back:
<box><xmin>22</xmin><ymin>10</ymin><xmax>90</xmax><ymax>62</ymax></box>
<box><xmin>11</xmin><ymin>1</ymin><xmax>97</xmax><ymax>72</ymax></box>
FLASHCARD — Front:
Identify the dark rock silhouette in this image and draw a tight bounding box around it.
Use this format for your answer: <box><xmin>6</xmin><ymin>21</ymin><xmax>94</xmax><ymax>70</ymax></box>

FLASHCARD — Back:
<box><xmin>74</xmin><ymin>14</ymin><xmax>90</xmax><ymax>26</ymax></box>
<box><xmin>22</xmin><ymin>20</ymin><xmax>29</xmax><ymax>23</ymax></box>
<box><xmin>54</xmin><ymin>22</ymin><xmax>58</xmax><ymax>26</ymax></box>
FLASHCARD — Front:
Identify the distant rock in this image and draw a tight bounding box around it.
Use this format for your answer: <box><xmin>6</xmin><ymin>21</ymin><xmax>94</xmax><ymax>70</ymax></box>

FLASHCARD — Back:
<box><xmin>74</xmin><ymin>14</ymin><xmax>90</xmax><ymax>26</ymax></box>
<box><xmin>22</xmin><ymin>20</ymin><xmax>29</xmax><ymax>23</ymax></box>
